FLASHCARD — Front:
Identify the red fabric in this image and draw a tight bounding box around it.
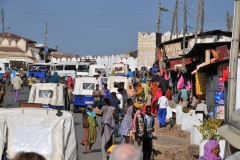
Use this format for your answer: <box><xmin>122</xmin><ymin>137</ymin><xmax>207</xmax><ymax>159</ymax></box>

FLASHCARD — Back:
<box><xmin>151</xmin><ymin>88</ymin><xmax>162</xmax><ymax>114</ymax></box>
<box><xmin>67</xmin><ymin>77</ymin><xmax>74</xmax><ymax>88</ymax></box>
<box><xmin>165</xmin><ymin>90</ymin><xmax>173</xmax><ymax>100</ymax></box>
<box><xmin>142</xmin><ymin>105</ymin><xmax>147</xmax><ymax>114</ymax></box>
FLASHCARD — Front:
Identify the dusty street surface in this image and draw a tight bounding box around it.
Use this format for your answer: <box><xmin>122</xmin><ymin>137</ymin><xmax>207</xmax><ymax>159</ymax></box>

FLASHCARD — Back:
<box><xmin>152</xmin><ymin>119</ymin><xmax>198</xmax><ymax>160</ymax></box>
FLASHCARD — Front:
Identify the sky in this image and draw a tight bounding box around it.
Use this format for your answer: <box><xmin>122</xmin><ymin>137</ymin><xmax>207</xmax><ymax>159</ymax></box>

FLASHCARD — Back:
<box><xmin>0</xmin><ymin>0</ymin><xmax>234</xmax><ymax>56</ymax></box>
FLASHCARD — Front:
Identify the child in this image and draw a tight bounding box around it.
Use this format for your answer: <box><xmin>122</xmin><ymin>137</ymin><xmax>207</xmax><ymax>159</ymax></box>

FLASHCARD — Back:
<box><xmin>143</xmin><ymin>105</ymin><xmax>155</xmax><ymax>160</ymax></box>
<box><xmin>35</xmin><ymin>76</ymin><xmax>41</xmax><ymax>83</ymax></box>
<box><xmin>157</xmin><ymin>92</ymin><xmax>168</xmax><ymax>127</ymax></box>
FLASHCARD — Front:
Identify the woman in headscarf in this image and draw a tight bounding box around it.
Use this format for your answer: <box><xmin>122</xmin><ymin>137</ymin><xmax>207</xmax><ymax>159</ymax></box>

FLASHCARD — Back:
<box><xmin>67</xmin><ymin>76</ymin><xmax>74</xmax><ymax>103</ymax></box>
<box><xmin>151</xmin><ymin>82</ymin><xmax>158</xmax><ymax>99</ymax></box>
<box><xmin>151</xmin><ymin>85</ymin><xmax>162</xmax><ymax>115</ymax></box>
<box><xmin>120</xmin><ymin>105</ymin><xmax>133</xmax><ymax>144</ymax></box>
<box><xmin>141</xmin><ymin>79</ymin><xmax>149</xmax><ymax>103</ymax></box>
<box><xmin>81</xmin><ymin>105</ymin><xmax>100</xmax><ymax>154</ymax></box>
<box><xmin>136</xmin><ymin>82</ymin><xmax>145</xmax><ymax>101</ymax></box>
<box><xmin>49</xmin><ymin>72</ymin><xmax>60</xmax><ymax>83</ymax></box>
<box><xmin>127</xmin><ymin>83</ymin><xmax>136</xmax><ymax>99</ymax></box>
<box><xmin>101</xmin><ymin>107</ymin><xmax>116</xmax><ymax>160</ymax></box>
<box><xmin>198</xmin><ymin>140</ymin><xmax>222</xmax><ymax>160</ymax></box>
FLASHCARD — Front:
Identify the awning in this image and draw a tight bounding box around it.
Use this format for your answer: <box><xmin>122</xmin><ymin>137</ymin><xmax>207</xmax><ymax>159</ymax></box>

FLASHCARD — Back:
<box><xmin>6</xmin><ymin>57</ymin><xmax>39</xmax><ymax>63</ymax></box>
<box><xmin>169</xmin><ymin>58</ymin><xmax>192</xmax><ymax>70</ymax></box>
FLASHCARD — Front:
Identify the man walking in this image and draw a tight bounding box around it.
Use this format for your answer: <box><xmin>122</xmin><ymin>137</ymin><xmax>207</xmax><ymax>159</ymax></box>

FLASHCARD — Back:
<box><xmin>110</xmin><ymin>92</ymin><xmax>120</xmax><ymax>137</ymax></box>
<box><xmin>11</xmin><ymin>73</ymin><xmax>23</xmax><ymax>102</ymax></box>
<box><xmin>157</xmin><ymin>92</ymin><xmax>168</xmax><ymax>127</ymax></box>
<box><xmin>101</xmin><ymin>83</ymin><xmax>111</xmax><ymax>99</ymax></box>
<box><xmin>92</xmin><ymin>84</ymin><xmax>101</xmax><ymax>108</ymax></box>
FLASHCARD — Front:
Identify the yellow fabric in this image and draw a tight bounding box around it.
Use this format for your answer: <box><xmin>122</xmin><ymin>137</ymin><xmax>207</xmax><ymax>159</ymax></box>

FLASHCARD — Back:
<box><xmin>134</xmin><ymin>102</ymin><xmax>144</xmax><ymax>109</ymax></box>
<box><xmin>107</xmin><ymin>145</ymin><xmax>117</xmax><ymax>154</ymax></box>
<box><xmin>141</xmin><ymin>83</ymin><xmax>149</xmax><ymax>101</ymax></box>
<box><xmin>28</xmin><ymin>77</ymin><xmax>36</xmax><ymax>86</ymax></box>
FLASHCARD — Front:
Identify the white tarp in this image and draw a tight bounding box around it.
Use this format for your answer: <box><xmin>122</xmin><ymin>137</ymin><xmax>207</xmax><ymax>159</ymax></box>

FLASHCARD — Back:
<box><xmin>12</xmin><ymin>125</ymin><xmax>53</xmax><ymax>154</ymax></box>
<box><xmin>73</xmin><ymin>77</ymin><xmax>98</xmax><ymax>95</ymax></box>
<box><xmin>28</xmin><ymin>83</ymin><xmax>65</xmax><ymax>106</ymax></box>
<box><xmin>107</xmin><ymin>76</ymin><xmax>132</xmax><ymax>93</ymax></box>
<box><xmin>0</xmin><ymin>108</ymin><xmax>78</xmax><ymax>160</ymax></box>
<box><xmin>89</xmin><ymin>65</ymin><xmax>106</xmax><ymax>77</ymax></box>
<box><xmin>111</xmin><ymin>64</ymin><xmax>128</xmax><ymax>74</ymax></box>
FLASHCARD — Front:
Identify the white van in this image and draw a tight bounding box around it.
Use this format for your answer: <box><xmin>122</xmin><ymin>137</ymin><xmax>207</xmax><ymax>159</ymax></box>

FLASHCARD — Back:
<box><xmin>88</xmin><ymin>64</ymin><xmax>106</xmax><ymax>77</ymax></box>
<box><xmin>52</xmin><ymin>63</ymin><xmax>77</xmax><ymax>79</ymax></box>
<box><xmin>107</xmin><ymin>76</ymin><xmax>132</xmax><ymax>93</ymax></box>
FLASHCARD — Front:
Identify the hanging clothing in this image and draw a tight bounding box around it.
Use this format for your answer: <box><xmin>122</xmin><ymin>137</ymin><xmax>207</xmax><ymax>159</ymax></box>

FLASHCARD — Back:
<box><xmin>177</xmin><ymin>76</ymin><xmax>184</xmax><ymax>90</ymax></box>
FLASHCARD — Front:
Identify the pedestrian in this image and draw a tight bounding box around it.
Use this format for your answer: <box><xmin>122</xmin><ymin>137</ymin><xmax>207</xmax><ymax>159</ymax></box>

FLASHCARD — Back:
<box><xmin>11</xmin><ymin>73</ymin><xmax>23</xmax><ymax>102</ymax></box>
<box><xmin>101</xmin><ymin>107</ymin><xmax>116</xmax><ymax>160</ymax></box>
<box><xmin>151</xmin><ymin>85</ymin><xmax>162</xmax><ymax>115</ymax></box>
<box><xmin>126</xmin><ymin>69</ymin><xmax>133</xmax><ymax>78</ymax></box>
<box><xmin>165</xmin><ymin>87</ymin><xmax>173</xmax><ymax>101</ymax></box>
<box><xmin>141</xmin><ymin>79</ymin><xmax>149</xmax><ymax>103</ymax></box>
<box><xmin>12</xmin><ymin>152</ymin><xmax>46</xmax><ymax>160</ymax></box>
<box><xmin>49</xmin><ymin>72</ymin><xmax>60</xmax><ymax>83</ymax></box>
<box><xmin>0</xmin><ymin>80</ymin><xmax>5</xmax><ymax>107</ymax></box>
<box><xmin>102</xmin><ymin>83</ymin><xmax>111</xmax><ymax>99</ymax></box>
<box><xmin>101</xmin><ymin>98</ymin><xmax>110</xmax><ymax>127</ymax></box>
<box><xmin>198</xmin><ymin>140</ymin><xmax>222</xmax><ymax>160</ymax></box>
<box><xmin>151</xmin><ymin>82</ymin><xmax>158</xmax><ymax>99</ymax></box>
<box><xmin>136</xmin><ymin>82</ymin><xmax>145</xmax><ymax>101</ymax></box>
<box><xmin>157</xmin><ymin>92</ymin><xmax>168</xmax><ymax>127</ymax></box>
<box><xmin>92</xmin><ymin>84</ymin><xmax>101</xmax><ymax>108</ymax></box>
<box><xmin>3</xmin><ymin>71</ymin><xmax>8</xmax><ymax>86</ymax></box>
<box><xmin>143</xmin><ymin>105</ymin><xmax>155</xmax><ymax>160</ymax></box>
<box><xmin>190</xmin><ymin>94</ymin><xmax>199</xmax><ymax>109</ymax></box>
<box><xmin>120</xmin><ymin>103</ymin><xmax>133</xmax><ymax>144</ymax></box>
<box><xmin>28</xmin><ymin>73</ymin><xmax>36</xmax><ymax>89</ymax></box>
<box><xmin>196</xmin><ymin>100</ymin><xmax>208</xmax><ymax>118</ymax></box>
<box><xmin>67</xmin><ymin>76</ymin><xmax>74</xmax><ymax>103</ymax></box>
<box><xmin>218</xmin><ymin>109</ymin><xmax>240</xmax><ymax>159</ymax></box>
<box><xmin>109</xmin><ymin>144</ymin><xmax>141</xmax><ymax>160</ymax></box>
<box><xmin>116</xmin><ymin>88</ymin><xmax>124</xmax><ymax>117</ymax></box>
<box><xmin>110</xmin><ymin>92</ymin><xmax>120</xmax><ymax>137</ymax></box>
<box><xmin>35</xmin><ymin>76</ymin><xmax>41</xmax><ymax>83</ymax></box>
<box><xmin>132</xmin><ymin>102</ymin><xmax>144</xmax><ymax>154</ymax></box>
<box><xmin>159</xmin><ymin>74</ymin><xmax>169</xmax><ymax>93</ymax></box>
<box><xmin>179</xmin><ymin>86</ymin><xmax>190</xmax><ymax>101</ymax></box>
<box><xmin>81</xmin><ymin>105</ymin><xmax>100</xmax><ymax>154</ymax></box>
<box><xmin>151</xmin><ymin>71</ymin><xmax>160</xmax><ymax>86</ymax></box>
<box><xmin>127</xmin><ymin>83</ymin><xmax>136</xmax><ymax>99</ymax></box>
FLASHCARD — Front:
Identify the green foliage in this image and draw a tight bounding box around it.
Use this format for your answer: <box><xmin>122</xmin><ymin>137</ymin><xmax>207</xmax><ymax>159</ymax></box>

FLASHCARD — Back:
<box><xmin>169</xmin><ymin>118</ymin><xmax>176</xmax><ymax>131</ymax></box>
<box><xmin>194</xmin><ymin>116</ymin><xmax>223</xmax><ymax>141</ymax></box>
<box><xmin>182</xmin><ymin>107</ymin><xmax>190</xmax><ymax>113</ymax></box>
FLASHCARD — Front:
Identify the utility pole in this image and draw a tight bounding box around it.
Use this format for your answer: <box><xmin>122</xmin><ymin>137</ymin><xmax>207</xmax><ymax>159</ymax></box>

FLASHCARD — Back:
<box><xmin>176</xmin><ymin>1</ymin><xmax>179</xmax><ymax>38</ymax></box>
<box><xmin>156</xmin><ymin>3</ymin><xmax>161</xmax><ymax>33</ymax></box>
<box><xmin>43</xmin><ymin>23</ymin><xmax>48</xmax><ymax>63</ymax></box>
<box><xmin>170</xmin><ymin>0</ymin><xmax>179</xmax><ymax>40</ymax></box>
<box><xmin>195</xmin><ymin>0</ymin><xmax>202</xmax><ymax>43</ymax></box>
<box><xmin>200</xmin><ymin>1</ymin><xmax>204</xmax><ymax>33</ymax></box>
<box><xmin>156</xmin><ymin>3</ymin><xmax>168</xmax><ymax>33</ymax></box>
<box><xmin>1</xmin><ymin>9</ymin><xmax>4</xmax><ymax>39</ymax></box>
<box><xmin>182</xmin><ymin>0</ymin><xmax>187</xmax><ymax>66</ymax></box>
<box><xmin>226</xmin><ymin>12</ymin><xmax>233</xmax><ymax>32</ymax></box>
<box><xmin>225</xmin><ymin>0</ymin><xmax>240</xmax><ymax>157</ymax></box>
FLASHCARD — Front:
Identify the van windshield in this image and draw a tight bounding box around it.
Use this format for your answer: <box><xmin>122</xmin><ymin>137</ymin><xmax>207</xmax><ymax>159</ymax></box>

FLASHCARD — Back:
<box><xmin>65</xmin><ymin>65</ymin><xmax>76</xmax><ymax>70</ymax></box>
<box><xmin>29</xmin><ymin>65</ymin><xmax>47</xmax><ymax>72</ymax></box>
<box><xmin>78</xmin><ymin>65</ymin><xmax>89</xmax><ymax>72</ymax></box>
